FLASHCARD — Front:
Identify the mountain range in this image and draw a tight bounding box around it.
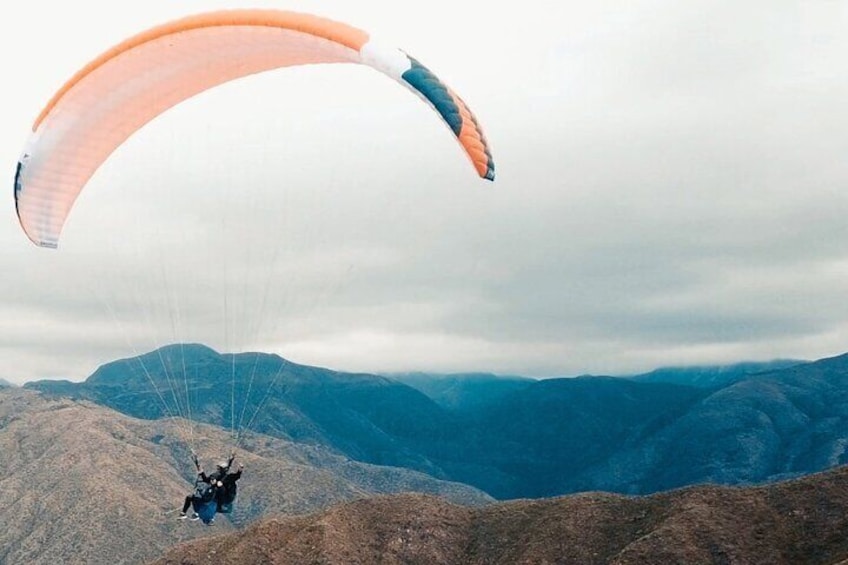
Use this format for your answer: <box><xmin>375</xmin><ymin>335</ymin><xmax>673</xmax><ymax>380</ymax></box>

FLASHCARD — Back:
<box><xmin>6</xmin><ymin>384</ymin><xmax>848</xmax><ymax>564</ymax></box>
<box><xmin>23</xmin><ymin>344</ymin><xmax>848</xmax><ymax>500</ymax></box>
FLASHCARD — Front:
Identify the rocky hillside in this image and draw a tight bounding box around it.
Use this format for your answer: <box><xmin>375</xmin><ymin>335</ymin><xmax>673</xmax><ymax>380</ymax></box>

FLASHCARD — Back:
<box><xmin>0</xmin><ymin>389</ymin><xmax>490</xmax><ymax>565</ymax></box>
<box><xmin>152</xmin><ymin>465</ymin><xmax>848</xmax><ymax>565</ymax></box>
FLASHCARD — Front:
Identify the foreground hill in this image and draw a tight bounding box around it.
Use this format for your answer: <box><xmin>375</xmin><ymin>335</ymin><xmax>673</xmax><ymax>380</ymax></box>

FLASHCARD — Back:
<box><xmin>0</xmin><ymin>389</ymin><xmax>490</xmax><ymax>565</ymax></box>
<box><xmin>152</xmin><ymin>465</ymin><xmax>848</xmax><ymax>565</ymax></box>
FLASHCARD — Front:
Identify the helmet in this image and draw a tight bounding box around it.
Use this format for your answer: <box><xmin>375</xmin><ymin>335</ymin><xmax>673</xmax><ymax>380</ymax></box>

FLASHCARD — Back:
<box><xmin>216</xmin><ymin>462</ymin><xmax>228</xmax><ymax>469</ymax></box>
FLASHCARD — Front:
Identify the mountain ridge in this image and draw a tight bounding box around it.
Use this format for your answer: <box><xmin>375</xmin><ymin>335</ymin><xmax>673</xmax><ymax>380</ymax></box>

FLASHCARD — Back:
<box><xmin>151</xmin><ymin>464</ymin><xmax>848</xmax><ymax>565</ymax></box>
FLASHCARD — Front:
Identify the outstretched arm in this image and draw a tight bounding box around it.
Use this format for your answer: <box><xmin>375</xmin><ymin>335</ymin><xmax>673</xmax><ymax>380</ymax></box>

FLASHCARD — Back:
<box><xmin>191</xmin><ymin>452</ymin><xmax>210</xmax><ymax>480</ymax></box>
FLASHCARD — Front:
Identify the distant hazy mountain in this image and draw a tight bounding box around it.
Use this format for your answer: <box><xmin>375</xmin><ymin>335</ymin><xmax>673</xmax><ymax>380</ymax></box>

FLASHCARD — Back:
<box><xmin>388</xmin><ymin>372</ymin><xmax>535</xmax><ymax>410</ymax></box>
<box><xmin>626</xmin><ymin>359</ymin><xmax>807</xmax><ymax>388</ymax></box>
<box><xmin>26</xmin><ymin>345</ymin><xmax>848</xmax><ymax>500</ymax></box>
<box><xmin>153</xmin><ymin>465</ymin><xmax>848</xmax><ymax>565</ymax></box>
<box><xmin>0</xmin><ymin>378</ymin><xmax>13</xmax><ymax>388</ymax></box>
<box><xmin>0</xmin><ymin>389</ymin><xmax>491</xmax><ymax>565</ymax></box>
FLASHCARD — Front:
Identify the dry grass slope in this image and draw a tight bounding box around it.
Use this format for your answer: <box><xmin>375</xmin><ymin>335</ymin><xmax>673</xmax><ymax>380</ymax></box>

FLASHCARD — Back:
<box><xmin>152</xmin><ymin>467</ymin><xmax>848</xmax><ymax>565</ymax></box>
<box><xmin>0</xmin><ymin>389</ymin><xmax>490</xmax><ymax>565</ymax></box>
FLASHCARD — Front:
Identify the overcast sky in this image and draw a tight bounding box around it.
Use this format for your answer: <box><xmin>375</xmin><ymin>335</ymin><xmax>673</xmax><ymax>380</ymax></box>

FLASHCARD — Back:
<box><xmin>3</xmin><ymin>1</ymin><xmax>848</xmax><ymax>384</ymax></box>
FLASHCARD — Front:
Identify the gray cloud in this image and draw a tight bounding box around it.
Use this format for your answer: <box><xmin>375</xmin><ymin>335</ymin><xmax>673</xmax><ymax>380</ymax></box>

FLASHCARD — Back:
<box><xmin>3</xmin><ymin>1</ymin><xmax>848</xmax><ymax>383</ymax></box>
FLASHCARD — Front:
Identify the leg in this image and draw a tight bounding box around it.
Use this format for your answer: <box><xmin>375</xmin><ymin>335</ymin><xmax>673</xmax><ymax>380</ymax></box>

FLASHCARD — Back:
<box><xmin>181</xmin><ymin>495</ymin><xmax>192</xmax><ymax>514</ymax></box>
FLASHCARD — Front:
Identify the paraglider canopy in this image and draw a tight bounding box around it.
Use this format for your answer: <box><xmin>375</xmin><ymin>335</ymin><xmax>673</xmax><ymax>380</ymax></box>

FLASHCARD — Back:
<box><xmin>13</xmin><ymin>9</ymin><xmax>495</xmax><ymax>249</ymax></box>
